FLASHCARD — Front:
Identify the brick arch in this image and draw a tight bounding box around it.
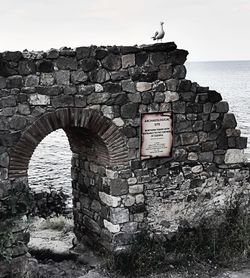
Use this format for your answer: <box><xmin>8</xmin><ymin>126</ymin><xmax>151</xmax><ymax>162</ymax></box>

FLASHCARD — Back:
<box><xmin>9</xmin><ymin>108</ymin><xmax>128</xmax><ymax>178</ymax></box>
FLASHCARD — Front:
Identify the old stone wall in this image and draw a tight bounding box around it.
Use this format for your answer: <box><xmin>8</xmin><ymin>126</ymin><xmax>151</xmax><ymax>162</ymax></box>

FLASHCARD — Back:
<box><xmin>0</xmin><ymin>42</ymin><xmax>249</xmax><ymax>276</ymax></box>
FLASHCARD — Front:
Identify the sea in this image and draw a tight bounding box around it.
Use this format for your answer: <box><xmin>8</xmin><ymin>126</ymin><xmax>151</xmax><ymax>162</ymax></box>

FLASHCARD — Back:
<box><xmin>28</xmin><ymin>61</ymin><xmax>250</xmax><ymax>198</ymax></box>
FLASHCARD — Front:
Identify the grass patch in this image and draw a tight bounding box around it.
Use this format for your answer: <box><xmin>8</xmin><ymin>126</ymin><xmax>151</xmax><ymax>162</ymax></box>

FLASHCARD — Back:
<box><xmin>107</xmin><ymin>196</ymin><xmax>250</xmax><ymax>277</ymax></box>
<box><xmin>38</xmin><ymin>216</ymin><xmax>73</xmax><ymax>232</ymax></box>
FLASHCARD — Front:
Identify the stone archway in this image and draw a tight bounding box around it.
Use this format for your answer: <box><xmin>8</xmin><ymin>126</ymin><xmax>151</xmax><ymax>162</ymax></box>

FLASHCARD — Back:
<box><xmin>9</xmin><ymin>108</ymin><xmax>128</xmax><ymax>178</ymax></box>
<box><xmin>9</xmin><ymin>108</ymin><xmax>128</xmax><ymax>249</ymax></box>
<box><xmin>1</xmin><ymin>42</ymin><xmax>249</xmax><ymax>278</ymax></box>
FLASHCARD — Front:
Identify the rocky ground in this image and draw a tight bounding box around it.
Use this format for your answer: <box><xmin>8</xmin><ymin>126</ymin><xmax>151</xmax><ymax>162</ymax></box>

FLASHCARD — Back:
<box><xmin>27</xmin><ymin>216</ymin><xmax>250</xmax><ymax>278</ymax></box>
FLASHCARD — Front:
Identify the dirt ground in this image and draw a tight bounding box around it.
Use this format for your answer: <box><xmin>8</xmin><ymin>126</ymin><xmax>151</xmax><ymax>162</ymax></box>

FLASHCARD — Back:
<box><xmin>28</xmin><ymin>217</ymin><xmax>250</xmax><ymax>278</ymax></box>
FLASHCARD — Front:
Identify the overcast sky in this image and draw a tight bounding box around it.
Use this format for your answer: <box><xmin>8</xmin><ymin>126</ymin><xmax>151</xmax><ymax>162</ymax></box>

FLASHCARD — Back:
<box><xmin>1</xmin><ymin>0</ymin><xmax>250</xmax><ymax>61</ymax></box>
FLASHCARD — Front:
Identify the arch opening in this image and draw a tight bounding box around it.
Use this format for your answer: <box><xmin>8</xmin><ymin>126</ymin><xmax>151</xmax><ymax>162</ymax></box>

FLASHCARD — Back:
<box><xmin>28</xmin><ymin>128</ymin><xmax>72</xmax><ymax>214</ymax></box>
<box><xmin>9</xmin><ymin>108</ymin><xmax>129</xmax><ymax>251</ymax></box>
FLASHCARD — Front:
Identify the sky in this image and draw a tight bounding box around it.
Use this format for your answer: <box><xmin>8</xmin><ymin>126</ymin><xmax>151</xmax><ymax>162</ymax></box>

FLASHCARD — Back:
<box><xmin>1</xmin><ymin>0</ymin><xmax>250</xmax><ymax>61</ymax></box>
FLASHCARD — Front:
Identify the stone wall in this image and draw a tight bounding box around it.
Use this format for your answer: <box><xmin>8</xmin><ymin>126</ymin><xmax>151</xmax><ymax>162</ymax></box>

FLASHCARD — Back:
<box><xmin>0</xmin><ymin>42</ymin><xmax>249</xmax><ymax>276</ymax></box>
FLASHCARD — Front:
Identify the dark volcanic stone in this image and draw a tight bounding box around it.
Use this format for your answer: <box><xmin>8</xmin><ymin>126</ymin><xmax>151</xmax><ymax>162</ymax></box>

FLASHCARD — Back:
<box><xmin>139</xmin><ymin>71</ymin><xmax>158</xmax><ymax>82</ymax></box>
<box><xmin>76</xmin><ymin>47</ymin><xmax>90</xmax><ymax>59</ymax></box>
<box><xmin>216</xmin><ymin>131</ymin><xmax>228</xmax><ymax>149</ymax></box>
<box><xmin>59</xmin><ymin>47</ymin><xmax>75</xmax><ymax>57</ymax></box>
<box><xmin>37</xmin><ymin>60</ymin><xmax>54</xmax><ymax>72</ymax></box>
<box><xmin>150</xmin><ymin>52</ymin><xmax>166</xmax><ymax>66</ymax></box>
<box><xmin>203</xmin><ymin>121</ymin><xmax>216</xmax><ymax>132</ymax></box>
<box><xmin>18</xmin><ymin>60</ymin><xmax>36</xmax><ymax>75</ymax></box>
<box><xmin>95</xmin><ymin>48</ymin><xmax>107</xmax><ymax>60</ymax></box>
<box><xmin>107</xmin><ymin>45</ymin><xmax>120</xmax><ymax>54</ymax></box>
<box><xmin>51</xmin><ymin>95</ymin><xmax>74</xmax><ymax>108</ymax></box>
<box><xmin>110</xmin><ymin>179</ymin><xmax>128</xmax><ymax>196</ymax></box>
<box><xmin>190</xmin><ymin>179</ymin><xmax>203</xmax><ymax>189</ymax></box>
<box><xmin>0</xmin><ymin>131</ymin><xmax>21</xmax><ymax>146</ymax></box>
<box><xmin>0</xmin><ymin>59</ymin><xmax>17</xmax><ymax>76</ymax></box>
<box><xmin>177</xmin><ymin>79</ymin><xmax>192</xmax><ymax>92</ymax></box>
<box><xmin>192</xmin><ymin>121</ymin><xmax>203</xmax><ymax>131</ymax></box>
<box><xmin>129</xmin><ymin>204</ymin><xmax>146</xmax><ymax>213</ymax></box>
<box><xmin>201</xmin><ymin>141</ymin><xmax>216</xmax><ymax>151</ymax></box>
<box><xmin>113</xmin><ymin>232</ymin><xmax>133</xmax><ymax>246</ymax></box>
<box><xmin>208</xmin><ymin>90</ymin><xmax>222</xmax><ymax>103</ymax></box>
<box><xmin>199</xmin><ymin>152</ymin><xmax>214</xmax><ymax>162</ymax></box>
<box><xmin>83</xmin><ymin>216</ymin><xmax>101</xmax><ymax>235</ymax></box>
<box><xmin>222</xmin><ymin>113</ymin><xmax>237</xmax><ymax>129</ymax></box>
<box><xmin>0</xmin><ymin>96</ymin><xmax>16</xmax><ymax>108</ymax></box>
<box><xmin>2</xmin><ymin>51</ymin><xmax>23</xmax><ymax>62</ymax></box>
<box><xmin>120</xmin><ymin>46</ymin><xmax>140</xmax><ymax>54</ymax></box>
<box><xmin>166</xmin><ymin>79</ymin><xmax>179</xmax><ymax>91</ymax></box>
<box><xmin>141</xmin><ymin>92</ymin><xmax>153</xmax><ymax>104</ymax></box>
<box><xmin>154</xmin><ymin>92</ymin><xmax>165</xmax><ymax>103</ymax></box>
<box><xmin>196</xmin><ymin>86</ymin><xmax>209</xmax><ymax>93</ymax></box>
<box><xmin>0</xmin><ymin>77</ymin><xmax>6</xmax><ymax>89</ymax></box>
<box><xmin>186</xmin><ymin>103</ymin><xmax>203</xmax><ymax>113</ymax></box>
<box><xmin>175</xmin><ymin>121</ymin><xmax>192</xmax><ymax>133</ymax></box>
<box><xmin>81</xmin><ymin>57</ymin><xmax>98</xmax><ymax>72</ymax></box>
<box><xmin>102</xmin><ymin>53</ymin><xmax>121</xmax><ymax>71</ymax></box>
<box><xmin>180</xmin><ymin>133</ymin><xmax>198</xmax><ymax>145</ymax></box>
<box><xmin>6</xmin><ymin>75</ymin><xmax>23</xmax><ymax>88</ymax></box>
<box><xmin>142</xmin><ymin>42</ymin><xmax>177</xmax><ymax>52</ymax></box>
<box><xmin>121</xmin><ymin>103</ymin><xmax>138</xmax><ymax>119</ymax></box>
<box><xmin>214</xmin><ymin>101</ymin><xmax>229</xmax><ymax>113</ymax></box>
<box><xmin>121</xmin><ymin>80</ymin><xmax>136</xmax><ymax>93</ymax></box>
<box><xmin>36</xmin><ymin>86</ymin><xmax>61</xmax><ymax>96</ymax></box>
<box><xmin>158</xmin><ymin>64</ymin><xmax>172</xmax><ymax>80</ymax></box>
<box><xmin>56</xmin><ymin>57</ymin><xmax>77</xmax><ymax>70</ymax></box>
<box><xmin>167</xmin><ymin>49</ymin><xmax>189</xmax><ymax>65</ymax></box>
<box><xmin>103</xmin><ymin>83</ymin><xmax>121</xmax><ymax>94</ymax></box>
<box><xmin>235</xmin><ymin>137</ymin><xmax>247</xmax><ymax>149</ymax></box>
<box><xmin>107</xmin><ymin>93</ymin><xmax>128</xmax><ymax>105</ymax></box>
<box><xmin>10</xmin><ymin>115</ymin><xmax>27</xmax><ymax>130</ymax></box>
<box><xmin>228</xmin><ymin>137</ymin><xmax>235</xmax><ymax>148</ymax></box>
<box><xmin>123</xmin><ymin>126</ymin><xmax>137</xmax><ymax>138</ymax></box>
<box><xmin>89</xmin><ymin>68</ymin><xmax>110</xmax><ymax>83</ymax></box>
<box><xmin>179</xmin><ymin>91</ymin><xmax>196</xmax><ymax>102</ymax></box>
<box><xmin>46</xmin><ymin>48</ymin><xmax>59</xmax><ymax>59</ymax></box>
<box><xmin>111</xmin><ymin>70</ymin><xmax>129</xmax><ymax>81</ymax></box>
<box><xmin>135</xmin><ymin>52</ymin><xmax>148</xmax><ymax>66</ymax></box>
<box><xmin>129</xmin><ymin>67</ymin><xmax>142</xmax><ymax>81</ymax></box>
<box><xmin>173</xmin><ymin>65</ymin><xmax>187</xmax><ymax>79</ymax></box>
<box><xmin>196</xmin><ymin>93</ymin><xmax>209</xmax><ymax>103</ymax></box>
<box><xmin>172</xmin><ymin>102</ymin><xmax>186</xmax><ymax>113</ymax></box>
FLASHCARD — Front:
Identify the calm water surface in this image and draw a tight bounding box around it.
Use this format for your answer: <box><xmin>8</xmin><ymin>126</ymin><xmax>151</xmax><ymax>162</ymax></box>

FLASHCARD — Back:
<box><xmin>28</xmin><ymin>61</ymin><xmax>250</xmax><ymax>195</ymax></box>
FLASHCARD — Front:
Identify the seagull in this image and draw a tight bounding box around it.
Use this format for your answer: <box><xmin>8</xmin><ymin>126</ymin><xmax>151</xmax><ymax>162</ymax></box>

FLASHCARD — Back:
<box><xmin>152</xmin><ymin>22</ymin><xmax>165</xmax><ymax>42</ymax></box>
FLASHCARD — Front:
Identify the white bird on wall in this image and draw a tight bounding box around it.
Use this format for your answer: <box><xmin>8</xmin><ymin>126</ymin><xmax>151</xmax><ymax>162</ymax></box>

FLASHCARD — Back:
<box><xmin>152</xmin><ymin>22</ymin><xmax>165</xmax><ymax>42</ymax></box>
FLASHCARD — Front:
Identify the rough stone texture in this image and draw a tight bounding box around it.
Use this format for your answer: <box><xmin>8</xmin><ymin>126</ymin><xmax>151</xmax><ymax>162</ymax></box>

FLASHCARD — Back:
<box><xmin>29</xmin><ymin>94</ymin><xmax>50</xmax><ymax>105</ymax></box>
<box><xmin>104</xmin><ymin>219</ymin><xmax>120</xmax><ymax>233</ymax></box>
<box><xmin>99</xmin><ymin>192</ymin><xmax>121</xmax><ymax>207</ymax></box>
<box><xmin>122</xmin><ymin>54</ymin><xmax>135</xmax><ymax>68</ymax></box>
<box><xmin>224</xmin><ymin>149</ymin><xmax>245</xmax><ymax>164</ymax></box>
<box><xmin>110</xmin><ymin>208</ymin><xmax>130</xmax><ymax>224</ymax></box>
<box><xmin>136</xmin><ymin>82</ymin><xmax>152</xmax><ymax>92</ymax></box>
<box><xmin>0</xmin><ymin>42</ymin><xmax>249</xmax><ymax>276</ymax></box>
<box><xmin>55</xmin><ymin>70</ymin><xmax>70</xmax><ymax>85</ymax></box>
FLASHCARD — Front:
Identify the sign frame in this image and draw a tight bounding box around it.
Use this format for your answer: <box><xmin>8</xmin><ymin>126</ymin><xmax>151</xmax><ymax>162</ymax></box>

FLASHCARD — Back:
<box><xmin>140</xmin><ymin>111</ymin><xmax>173</xmax><ymax>160</ymax></box>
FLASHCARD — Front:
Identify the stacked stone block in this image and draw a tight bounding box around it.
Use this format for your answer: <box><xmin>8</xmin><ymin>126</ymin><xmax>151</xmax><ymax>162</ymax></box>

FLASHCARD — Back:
<box><xmin>0</xmin><ymin>42</ymin><xmax>249</xmax><ymax>277</ymax></box>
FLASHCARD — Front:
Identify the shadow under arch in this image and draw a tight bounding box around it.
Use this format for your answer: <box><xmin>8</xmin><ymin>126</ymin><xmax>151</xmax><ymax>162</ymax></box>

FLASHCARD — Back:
<box><xmin>9</xmin><ymin>108</ymin><xmax>128</xmax><ymax>179</ymax></box>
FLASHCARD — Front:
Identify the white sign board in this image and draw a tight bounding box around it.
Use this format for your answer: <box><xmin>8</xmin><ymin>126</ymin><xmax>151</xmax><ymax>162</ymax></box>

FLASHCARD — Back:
<box><xmin>140</xmin><ymin>112</ymin><xmax>173</xmax><ymax>160</ymax></box>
